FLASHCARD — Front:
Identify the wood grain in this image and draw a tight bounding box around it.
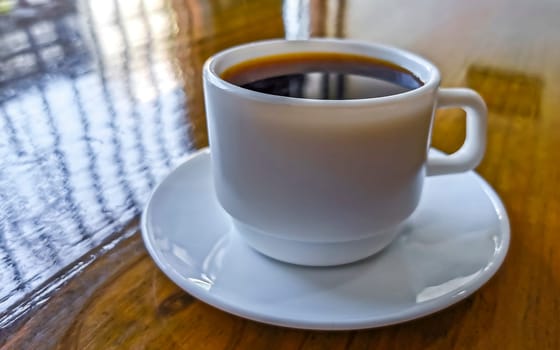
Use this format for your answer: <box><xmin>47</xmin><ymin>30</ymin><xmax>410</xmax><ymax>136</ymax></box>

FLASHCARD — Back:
<box><xmin>2</xmin><ymin>0</ymin><xmax>560</xmax><ymax>348</ymax></box>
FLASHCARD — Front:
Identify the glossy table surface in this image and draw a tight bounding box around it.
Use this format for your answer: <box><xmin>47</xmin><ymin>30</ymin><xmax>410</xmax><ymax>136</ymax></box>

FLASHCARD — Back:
<box><xmin>0</xmin><ymin>0</ymin><xmax>559</xmax><ymax>348</ymax></box>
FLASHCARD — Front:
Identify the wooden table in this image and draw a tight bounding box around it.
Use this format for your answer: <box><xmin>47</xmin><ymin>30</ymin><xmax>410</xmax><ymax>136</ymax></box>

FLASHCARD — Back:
<box><xmin>1</xmin><ymin>0</ymin><xmax>559</xmax><ymax>348</ymax></box>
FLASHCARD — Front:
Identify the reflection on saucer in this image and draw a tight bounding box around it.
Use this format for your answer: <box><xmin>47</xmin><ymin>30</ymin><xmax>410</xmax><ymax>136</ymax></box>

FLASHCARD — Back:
<box><xmin>416</xmin><ymin>270</ymin><xmax>482</xmax><ymax>303</ymax></box>
<box><xmin>142</xmin><ymin>149</ymin><xmax>510</xmax><ymax>330</ymax></box>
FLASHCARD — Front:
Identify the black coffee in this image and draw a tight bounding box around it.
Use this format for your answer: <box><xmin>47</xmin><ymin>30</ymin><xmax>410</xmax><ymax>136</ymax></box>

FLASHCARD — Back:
<box><xmin>221</xmin><ymin>52</ymin><xmax>423</xmax><ymax>100</ymax></box>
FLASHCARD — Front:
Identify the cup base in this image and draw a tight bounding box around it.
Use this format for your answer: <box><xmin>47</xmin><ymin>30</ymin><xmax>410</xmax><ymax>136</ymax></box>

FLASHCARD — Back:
<box><xmin>233</xmin><ymin>219</ymin><xmax>404</xmax><ymax>266</ymax></box>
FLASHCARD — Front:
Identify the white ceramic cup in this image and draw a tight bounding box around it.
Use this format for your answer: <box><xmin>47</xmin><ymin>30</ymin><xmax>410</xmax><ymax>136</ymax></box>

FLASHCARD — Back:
<box><xmin>203</xmin><ymin>39</ymin><xmax>487</xmax><ymax>266</ymax></box>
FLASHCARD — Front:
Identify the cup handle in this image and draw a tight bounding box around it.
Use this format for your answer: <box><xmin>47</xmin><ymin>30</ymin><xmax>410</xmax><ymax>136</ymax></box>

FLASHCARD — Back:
<box><xmin>426</xmin><ymin>88</ymin><xmax>488</xmax><ymax>176</ymax></box>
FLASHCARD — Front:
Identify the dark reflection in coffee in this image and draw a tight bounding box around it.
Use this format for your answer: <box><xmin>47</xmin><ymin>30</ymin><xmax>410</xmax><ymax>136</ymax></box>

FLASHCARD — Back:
<box><xmin>221</xmin><ymin>52</ymin><xmax>424</xmax><ymax>100</ymax></box>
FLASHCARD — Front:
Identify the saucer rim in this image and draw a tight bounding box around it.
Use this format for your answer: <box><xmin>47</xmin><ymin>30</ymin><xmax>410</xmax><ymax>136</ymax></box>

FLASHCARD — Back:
<box><xmin>141</xmin><ymin>148</ymin><xmax>510</xmax><ymax>330</ymax></box>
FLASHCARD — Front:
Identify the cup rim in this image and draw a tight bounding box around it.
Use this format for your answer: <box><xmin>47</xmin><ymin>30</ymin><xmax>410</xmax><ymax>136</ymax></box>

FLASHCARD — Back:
<box><xmin>203</xmin><ymin>38</ymin><xmax>441</xmax><ymax>106</ymax></box>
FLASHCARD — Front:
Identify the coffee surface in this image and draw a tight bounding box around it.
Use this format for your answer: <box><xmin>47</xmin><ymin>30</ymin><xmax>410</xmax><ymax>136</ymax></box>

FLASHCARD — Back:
<box><xmin>221</xmin><ymin>52</ymin><xmax>423</xmax><ymax>100</ymax></box>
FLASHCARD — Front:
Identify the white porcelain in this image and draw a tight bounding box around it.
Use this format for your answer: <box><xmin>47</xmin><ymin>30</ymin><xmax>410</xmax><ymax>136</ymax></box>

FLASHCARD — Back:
<box><xmin>141</xmin><ymin>149</ymin><xmax>510</xmax><ymax>330</ymax></box>
<box><xmin>203</xmin><ymin>39</ymin><xmax>487</xmax><ymax>265</ymax></box>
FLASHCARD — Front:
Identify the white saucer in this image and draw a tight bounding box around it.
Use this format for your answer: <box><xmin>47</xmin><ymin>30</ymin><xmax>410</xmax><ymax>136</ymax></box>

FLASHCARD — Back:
<box><xmin>141</xmin><ymin>148</ymin><xmax>510</xmax><ymax>330</ymax></box>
